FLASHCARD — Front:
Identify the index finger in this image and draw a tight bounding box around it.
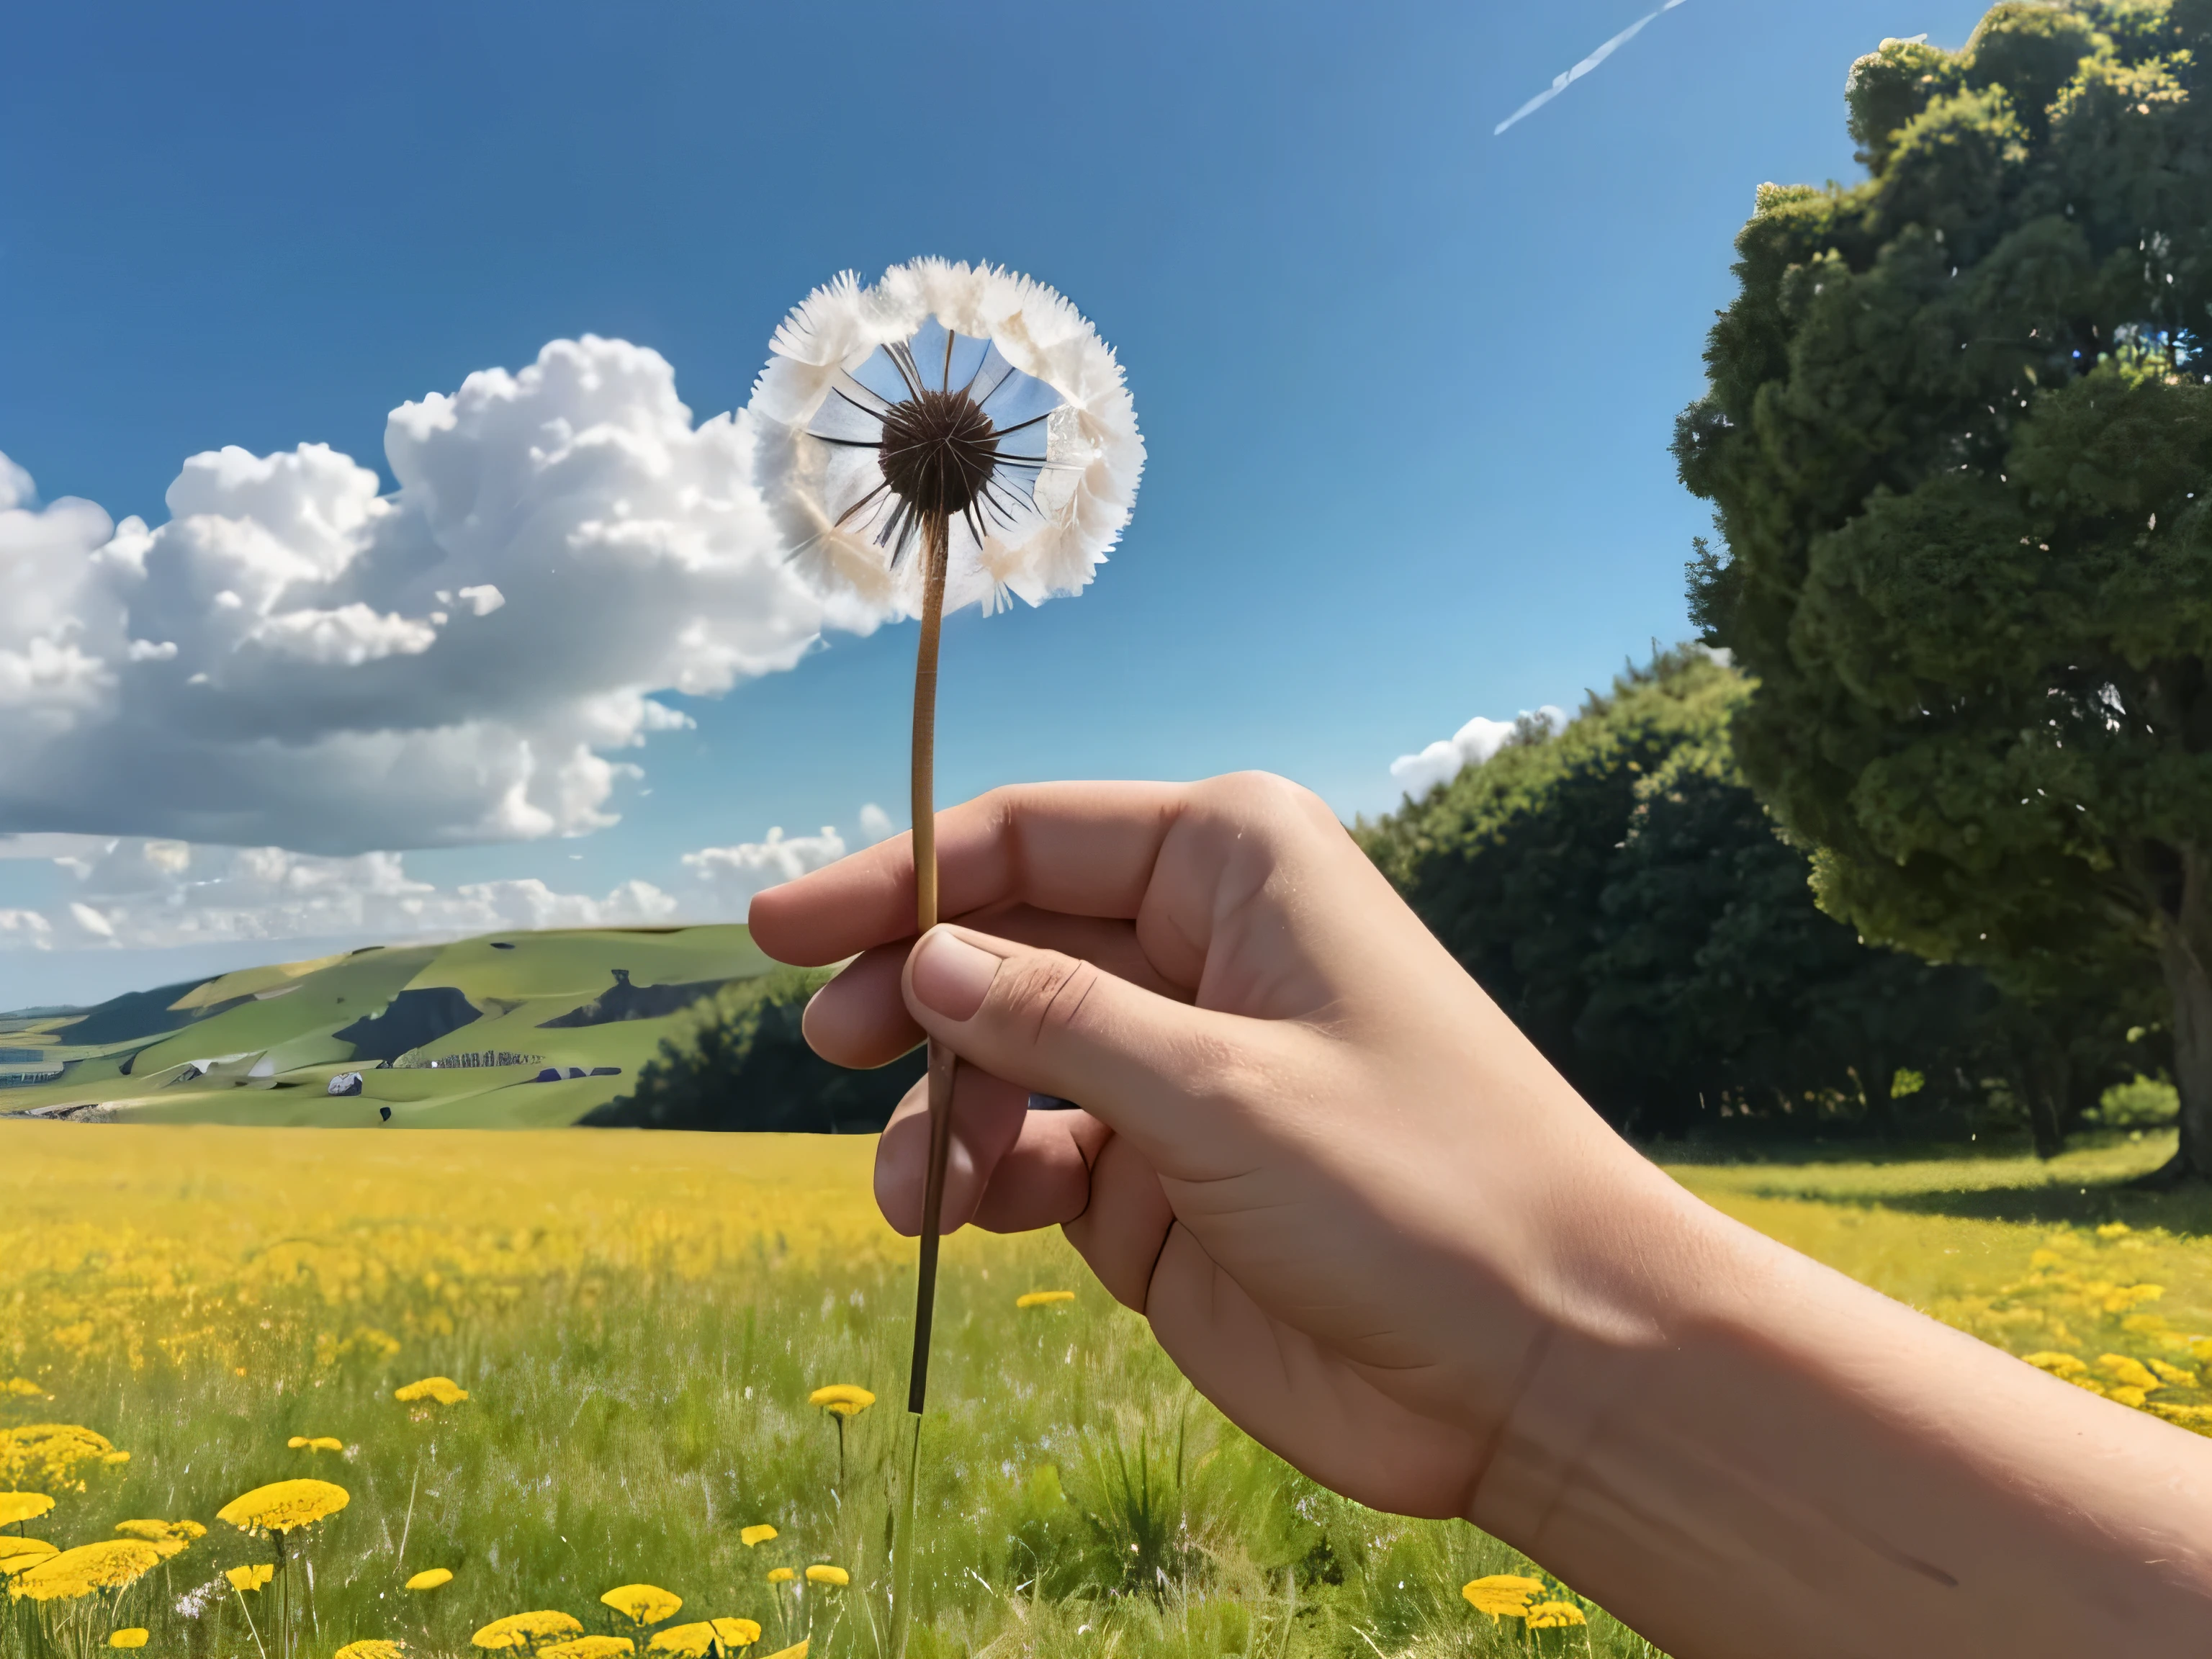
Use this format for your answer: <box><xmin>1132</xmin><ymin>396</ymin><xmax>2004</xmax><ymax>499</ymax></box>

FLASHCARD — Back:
<box><xmin>747</xmin><ymin>780</ymin><xmax>1189</xmax><ymax>967</ymax></box>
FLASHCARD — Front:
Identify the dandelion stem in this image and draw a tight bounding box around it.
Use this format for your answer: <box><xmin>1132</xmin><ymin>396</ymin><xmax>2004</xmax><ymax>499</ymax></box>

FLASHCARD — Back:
<box><xmin>891</xmin><ymin>1411</ymin><xmax>922</xmax><ymax>1659</ymax></box>
<box><xmin>907</xmin><ymin>506</ymin><xmax>957</xmax><ymax>1418</ymax></box>
<box><xmin>396</xmin><ymin>1462</ymin><xmax>418</xmax><ymax>1570</ymax></box>
<box><xmin>233</xmin><ymin>1587</ymin><xmax>269</xmax><ymax>1659</ymax></box>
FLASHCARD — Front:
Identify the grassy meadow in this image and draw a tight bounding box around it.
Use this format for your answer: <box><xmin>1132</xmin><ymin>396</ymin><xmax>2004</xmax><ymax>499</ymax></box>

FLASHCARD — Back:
<box><xmin>6</xmin><ymin>1124</ymin><xmax>2212</xmax><ymax>1659</ymax></box>
<box><xmin>0</xmin><ymin>929</ymin><xmax>775</xmax><ymax>1128</ymax></box>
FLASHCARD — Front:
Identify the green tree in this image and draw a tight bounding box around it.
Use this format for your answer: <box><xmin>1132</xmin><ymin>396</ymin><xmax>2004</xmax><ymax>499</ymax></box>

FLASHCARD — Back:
<box><xmin>580</xmin><ymin>967</ymin><xmax>925</xmax><ymax>1132</ymax></box>
<box><xmin>1676</xmin><ymin>1</ymin><xmax>2212</xmax><ymax>1173</ymax></box>
<box><xmin>1361</xmin><ymin>649</ymin><xmax>1998</xmax><ymax>1137</ymax></box>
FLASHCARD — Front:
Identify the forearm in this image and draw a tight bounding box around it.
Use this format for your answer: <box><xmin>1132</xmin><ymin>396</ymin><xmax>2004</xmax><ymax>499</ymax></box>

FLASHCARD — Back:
<box><xmin>1470</xmin><ymin>1190</ymin><xmax>2212</xmax><ymax>1657</ymax></box>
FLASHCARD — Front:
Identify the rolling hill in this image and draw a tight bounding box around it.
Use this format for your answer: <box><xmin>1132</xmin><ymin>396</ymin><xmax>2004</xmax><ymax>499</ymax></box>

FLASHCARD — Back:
<box><xmin>0</xmin><ymin>925</ymin><xmax>778</xmax><ymax>1127</ymax></box>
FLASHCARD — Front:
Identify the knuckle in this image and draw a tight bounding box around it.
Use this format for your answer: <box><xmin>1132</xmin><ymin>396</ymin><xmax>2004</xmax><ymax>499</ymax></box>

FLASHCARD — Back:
<box><xmin>992</xmin><ymin>950</ymin><xmax>1102</xmax><ymax>1048</ymax></box>
<box><xmin>1202</xmin><ymin>770</ymin><xmax>1334</xmax><ymax>837</ymax></box>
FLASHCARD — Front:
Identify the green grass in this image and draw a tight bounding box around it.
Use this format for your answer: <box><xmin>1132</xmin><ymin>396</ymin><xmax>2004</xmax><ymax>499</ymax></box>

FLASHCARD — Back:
<box><xmin>0</xmin><ymin>929</ymin><xmax>775</xmax><ymax>1128</ymax></box>
<box><xmin>1</xmin><ymin>1128</ymin><xmax>1652</xmax><ymax>1659</ymax></box>
<box><xmin>17</xmin><ymin>1123</ymin><xmax>2212</xmax><ymax>1659</ymax></box>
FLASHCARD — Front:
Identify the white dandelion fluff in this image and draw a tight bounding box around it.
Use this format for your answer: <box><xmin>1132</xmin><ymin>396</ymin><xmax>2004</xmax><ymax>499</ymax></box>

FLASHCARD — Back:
<box><xmin>747</xmin><ymin>258</ymin><xmax>1143</xmax><ymax>618</ymax></box>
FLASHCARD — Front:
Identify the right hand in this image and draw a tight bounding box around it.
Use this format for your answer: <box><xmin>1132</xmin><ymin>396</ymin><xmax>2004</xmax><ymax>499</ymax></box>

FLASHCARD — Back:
<box><xmin>749</xmin><ymin>773</ymin><xmax>1714</xmax><ymax>1519</ymax></box>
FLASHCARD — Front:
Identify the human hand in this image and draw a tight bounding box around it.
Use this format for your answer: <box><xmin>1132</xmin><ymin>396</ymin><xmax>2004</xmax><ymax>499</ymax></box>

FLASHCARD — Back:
<box><xmin>755</xmin><ymin>773</ymin><xmax>2212</xmax><ymax>1654</ymax></box>
<box><xmin>747</xmin><ymin>774</ymin><xmax>1711</xmax><ymax>1519</ymax></box>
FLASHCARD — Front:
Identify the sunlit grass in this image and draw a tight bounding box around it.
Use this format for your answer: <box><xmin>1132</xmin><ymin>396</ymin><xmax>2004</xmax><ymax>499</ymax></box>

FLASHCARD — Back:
<box><xmin>14</xmin><ymin>1120</ymin><xmax>2211</xmax><ymax>1659</ymax></box>
<box><xmin>1673</xmin><ymin>1131</ymin><xmax>2212</xmax><ymax>1431</ymax></box>
<box><xmin>0</xmin><ymin>1126</ymin><xmax>1648</xmax><ymax>1659</ymax></box>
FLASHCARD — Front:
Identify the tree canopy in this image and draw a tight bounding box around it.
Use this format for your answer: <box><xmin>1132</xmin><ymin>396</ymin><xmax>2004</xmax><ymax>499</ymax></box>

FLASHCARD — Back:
<box><xmin>581</xmin><ymin>967</ymin><xmax>923</xmax><ymax>1133</ymax></box>
<box><xmin>1676</xmin><ymin>0</ymin><xmax>2212</xmax><ymax>1174</ymax></box>
<box><xmin>1360</xmin><ymin>649</ymin><xmax>2053</xmax><ymax>1139</ymax></box>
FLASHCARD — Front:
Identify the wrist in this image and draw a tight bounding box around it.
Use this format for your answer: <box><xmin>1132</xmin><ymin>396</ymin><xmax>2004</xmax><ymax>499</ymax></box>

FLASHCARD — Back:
<box><xmin>1459</xmin><ymin>1140</ymin><xmax>1755</xmax><ymax>1537</ymax></box>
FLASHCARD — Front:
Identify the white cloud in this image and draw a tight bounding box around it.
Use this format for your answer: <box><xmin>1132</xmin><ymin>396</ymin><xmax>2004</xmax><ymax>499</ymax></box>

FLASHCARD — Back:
<box><xmin>856</xmin><ymin>802</ymin><xmax>894</xmax><ymax>843</ymax></box>
<box><xmin>681</xmin><ymin>826</ymin><xmax>848</xmax><ymax>912</ymax></box>
<box><xmin>1390</xmin><ymin>705</ymin><xmax>1568</xmax><ymax>798</ymax></box>
<box><xmin>0</xmin><ymin>336</ymin><xmax>896</xmax><ymax>855</ymax></box>
<box><xmin>0</xmin><ymin>813</ymin><xmax>871</xmax><ymax>957</ymax></box>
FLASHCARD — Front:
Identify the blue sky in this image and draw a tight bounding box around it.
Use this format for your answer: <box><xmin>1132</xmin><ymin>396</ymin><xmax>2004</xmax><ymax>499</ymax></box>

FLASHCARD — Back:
<box><xmin>0</xmin><ymin>0</ymin><xmax>1994</xmax><ymax>1007</ymax></box>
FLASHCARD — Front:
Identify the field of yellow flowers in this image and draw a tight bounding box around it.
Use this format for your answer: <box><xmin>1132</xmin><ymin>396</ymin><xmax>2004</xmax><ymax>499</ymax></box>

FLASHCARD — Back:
<box><xmin>0</xmin><ymin>1124</ymin><xmax>1645</xmax><ymax>1659</ymax></box>
<box><xmin>7</xmin><ymin>1124</ymin><xmax>2212</xmax><ymax>1659</ymax></box>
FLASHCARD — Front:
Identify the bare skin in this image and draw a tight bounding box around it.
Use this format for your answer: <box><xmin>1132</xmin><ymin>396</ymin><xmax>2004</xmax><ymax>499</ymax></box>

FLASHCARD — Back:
<box><xmin>748</xmin><ymin>773</ymin><xmax>2212</xmax><ymax>1658</ymax></box>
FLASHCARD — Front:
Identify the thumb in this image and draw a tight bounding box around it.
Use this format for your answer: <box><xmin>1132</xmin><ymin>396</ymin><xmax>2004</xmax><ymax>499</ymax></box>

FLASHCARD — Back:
<box><xmin>902</xmin><ymin>924</ymin><xmax>1264</xmax><ymax>1177</ymax></box>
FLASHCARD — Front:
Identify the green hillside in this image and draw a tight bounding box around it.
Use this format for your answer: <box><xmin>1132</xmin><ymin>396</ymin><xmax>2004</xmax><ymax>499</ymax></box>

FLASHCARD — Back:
<box><xmin>0</xmin><ymin>925</ymin><xmax>776</xmax><ymax>1127</ymax></box>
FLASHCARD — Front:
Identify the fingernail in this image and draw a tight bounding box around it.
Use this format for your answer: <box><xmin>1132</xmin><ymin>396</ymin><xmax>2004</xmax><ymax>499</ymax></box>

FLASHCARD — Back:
<box><xmin>910</xmin><ymin>928</ymin><xmax>1002</xmax><ymax>1021</ymax></box>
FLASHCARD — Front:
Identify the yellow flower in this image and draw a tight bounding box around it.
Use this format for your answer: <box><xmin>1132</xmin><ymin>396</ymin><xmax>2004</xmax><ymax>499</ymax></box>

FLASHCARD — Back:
<box><xmin>757</xmin><ymin>1644</ymin><xmax>806</xmax><ymax>1659</ymax></box>
<box><xmin>539</xmin><ymin>1639</ymin><xmax>635</xmax><ymax>1659</ymax></box>
<box><xmin>1015</xmin><ymin>1291</ymin><xmax>1076</xmax><ymax>1308</ymax></box>
<box><xmin>1461</xmin><ymin>1575</ymin><xmax>1542</xmax><ymax>1619</ymax></box>
<box><xmin>102</xmin><ymin>1452</ymin><xmax>130</xmax><ymax>1466</ymax></box>
<box><xmin>9</xmin><ymin>1541</ymin><xmax>163</xmax><ymax>1603</ymax></box>
<box><xmin>1</xmin><ymin>1380</ymin><xmax>46</xmax><ymax>1400</ymax></box>
<box><xmin>226</xmin><ymin>1565</ymin><xmax>275</xmax><ymax>1593</ymax></box>
<box><xmin>2022</xmin><ymin>1351</ymin><xmax>2087</xmax><ymax>1377</ymax></box>
<box><xmin>394</xmin><ymin>1377</ymin><xmax>469</xmax><ymax>1406</ymax></box>
<box><xmin>110</xmin><ymin>1631</ymin><xmax>150</xmax><ymax>1649</ymax></box>
<box><xmin>2096</xmin><ymin>1221</ymin><xmax>2133</xmax><ymax>1239</ymax></box>
<box><xmin>0</xmin><ymin>1425</ymin><xmax>126</xmax><ymax>1494</ymax></box>
<box><xmin>0</xmin><ymin>1539</ymin><xmax>58</xmax><ymax>1576</ymax></box>
<box><xmin>601</xmin><ymin>1586</ymin><xmax>683</xmax><ymax>1627</ymax></box>
<box><xmin>0</xmin><ymin>1493</ymin><xmax>55</xmax><ymax>1527</ymax></box>
<box><xmin>472</xmin><ymin>1612</ymin><xmax>584</xmax><ymax>1650</ymax></box>
<box><xmin>765</xmin><ymin>1569</ymin><xmax>793</xmax><ymax>1585</ymax></box>
<box><xmin>217</xmin><ymin>1479</ymin><xmax>350</xmax><ymax>1534</ymax></box>
<box><xmin>802</xmin><ymin>1566</ymin><xmax>848</xmax><ymax>1588</ymax></box>
<box><xmin>335</xmin><ymin>1643</ymin><xmax>408</xmax><ymax>1659</ymax></box>
<box><xmin>1524</xmin><ymin>1601</ymin><xmax>1587</xmax><ymax>1629</ymax></box>
<box><xmin>114</xmin><ymin>1521</ymin><xmax>205</xmax><ymax>1545</ymax></box>
<box><xmin>406</xmin><ymin>1568</ymin><xmax>454</xmax><ymax>1591</ymax></box>
<box><xmin>2111</xmin><ymin>1385</ymin><xmax>2150</xmax><ymax>1408</ymax></box>
<box><xmin>2150</xmin><ymin>1359</ymin><xmax>2200</xmax><ymax>1388</ymax></box>
<box><xmin>2099</xmin><ymin>1354</ymin><xmax>2162</xmax><ymax>1393</ymax></box>
<box><xmin>649</xmin><ymin>1620</ymin><xmax>760</xmax><ymax>1657</ymax></box>
<box><xmin>739</xmin><ymin>1525</ymin><xmax>778</xmax><ymax>1548</ymax></box>
<box><xmin>287</xmin><ymin>1437</ymin><xmax>343</xmax><ymax>1453</ymax></box>
<box><xmin>806</xmin><ymin>1385</ymin><xmax>873</xmax><ymax>1419</ymax></box>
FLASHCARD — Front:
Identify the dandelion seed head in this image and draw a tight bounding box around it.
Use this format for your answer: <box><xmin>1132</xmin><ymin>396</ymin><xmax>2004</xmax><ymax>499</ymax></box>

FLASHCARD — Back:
<box><xmin>751</xmin><ymin>260</ymin><xmax>1143</xmax><ymax>623</ymax></box>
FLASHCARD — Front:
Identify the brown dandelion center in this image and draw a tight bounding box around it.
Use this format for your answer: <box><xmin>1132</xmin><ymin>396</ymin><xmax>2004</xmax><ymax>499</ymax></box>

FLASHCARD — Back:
<box><xmin>877</xmin><ymin>388</ymin><xmax>999</xmax><ymax>519</ymax></box>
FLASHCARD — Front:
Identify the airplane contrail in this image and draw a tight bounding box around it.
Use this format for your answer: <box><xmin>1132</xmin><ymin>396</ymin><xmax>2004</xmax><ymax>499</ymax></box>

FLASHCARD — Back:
<box><xmin>1495</xmin><ymin>0</ymin><xmax>1691</xmax><ymax>135</ymax></box>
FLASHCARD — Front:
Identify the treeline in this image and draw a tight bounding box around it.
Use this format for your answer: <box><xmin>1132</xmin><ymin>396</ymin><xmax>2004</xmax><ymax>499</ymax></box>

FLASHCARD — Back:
<box><xmin>581</xmin><ymin>966</ymin><xmax>925</xmax><ymax>1133</ymax></box>
<box><xmin>598</xmin><ymin>650</ymin><xmax>2167</xmax><ymax>1148</ymax></box>
<box><xmin>1359</xmin><ymin>647</ymin><xmax>2166</xmax><ymax>1148</ymax></box>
